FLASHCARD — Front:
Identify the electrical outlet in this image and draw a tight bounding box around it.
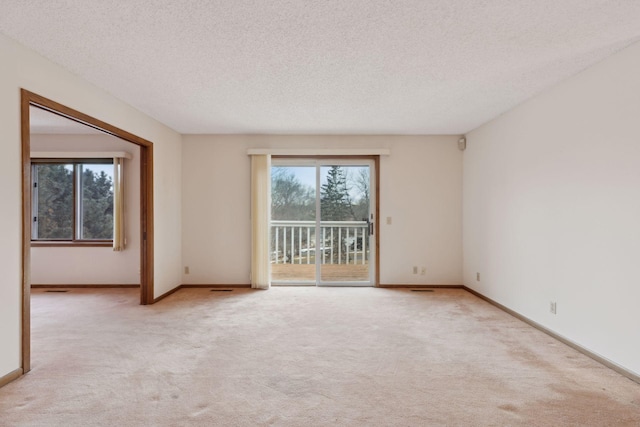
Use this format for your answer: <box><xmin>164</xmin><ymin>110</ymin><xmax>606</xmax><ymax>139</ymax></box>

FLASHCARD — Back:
<box><xmin>184</xmin><ymin>266</ymin><xmax>190</xmax><ymax>274</ymax></box>
<box><xmin>550</xmin><ymin>301</ymin><xmax>557</xmax><ymax>314</ymax></box>
<box><xmin>421</xmin><ymin>267</ymin><xmax>426</xmax><ymax>275</ymax></box>
<box><xmin>413</xmin><ymin>266</ymin><xmax>418</xmax><ymax>274</ymax></box>
<box><xmin>476</xmin><ymin>272</ymin><xmax>480</xmax><ymax>281</ymax></box>
<box><xmin>386</xmin><ymin>216</ymin><xmax>392</xmax><ymax>225</ymax></box>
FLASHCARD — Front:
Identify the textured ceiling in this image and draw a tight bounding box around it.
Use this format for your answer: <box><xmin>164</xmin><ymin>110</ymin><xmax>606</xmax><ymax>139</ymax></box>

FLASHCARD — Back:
<box><xmin>3</xmin><ymin>1</ymin><xmax>640</xmax><ymax>135</ymax></box>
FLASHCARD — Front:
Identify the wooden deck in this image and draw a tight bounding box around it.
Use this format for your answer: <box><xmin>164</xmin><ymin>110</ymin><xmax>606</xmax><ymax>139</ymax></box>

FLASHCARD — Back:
<box><xmin>271</xmin><ymin>263</ymin><xmax>369</xmax><ymax>282</ymax></box>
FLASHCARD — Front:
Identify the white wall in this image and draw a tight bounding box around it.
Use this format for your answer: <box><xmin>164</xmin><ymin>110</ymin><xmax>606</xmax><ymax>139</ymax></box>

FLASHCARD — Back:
<box><xmin>464</xmin><ymin>41</ymin><xmax>640</xmax><ymax>376</ymax></box>
<box><xmin>182</xmin><ymin>135</ymin><xmax>462</xmax><ymax>286</ymax></box>
<box><xmin>30</xmin><ymin>134</ymin><xmax>140</xmax><ymax>285</ymax></box>
<box><xmin>0</xmin><ymin>33</ymin><xmax>182</xmax><ymax>379</ymax></box>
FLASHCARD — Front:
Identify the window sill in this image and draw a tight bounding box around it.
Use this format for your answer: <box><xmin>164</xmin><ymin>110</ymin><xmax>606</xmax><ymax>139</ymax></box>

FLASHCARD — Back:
<box><xmin>31</xmin><ymin>241</ymin><xmax>113</xmax><ymax>248</ymax></box>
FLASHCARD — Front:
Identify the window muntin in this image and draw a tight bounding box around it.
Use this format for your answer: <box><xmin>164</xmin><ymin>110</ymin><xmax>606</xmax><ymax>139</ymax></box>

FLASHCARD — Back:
<box><xmin>32</xmin><ymin>160</ymin><xmax>114</xmax><ymax>242</ymax></box>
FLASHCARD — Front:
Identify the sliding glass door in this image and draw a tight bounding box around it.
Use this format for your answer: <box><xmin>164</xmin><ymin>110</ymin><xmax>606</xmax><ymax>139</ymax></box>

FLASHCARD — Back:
<box><xmin>271</xmin><ymin>159</ymin><xmax>375</xmax><ymax>286</ymax></box>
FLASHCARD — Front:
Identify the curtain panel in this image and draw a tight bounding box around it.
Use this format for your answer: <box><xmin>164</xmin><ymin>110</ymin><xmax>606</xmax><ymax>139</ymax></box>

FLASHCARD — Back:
<box><xmin>113</xmin><ymin>157</ymin><xmax>125</xmax><ymax>251</ymax></box>
<box><xmin>250</xmin><ymin>154</ymin><xmax>271</xmax><ymax>289</ymax></box>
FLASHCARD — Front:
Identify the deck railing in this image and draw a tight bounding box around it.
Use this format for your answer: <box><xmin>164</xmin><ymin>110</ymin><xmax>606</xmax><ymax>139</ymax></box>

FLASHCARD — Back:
<box><xmin>271</xmin><ymin>220</ymin><xmax>369</xmax><ymax>265</ymax></box>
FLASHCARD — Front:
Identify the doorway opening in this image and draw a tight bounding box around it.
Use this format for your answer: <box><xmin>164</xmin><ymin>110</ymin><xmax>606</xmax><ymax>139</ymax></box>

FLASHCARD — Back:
<box><xmin>270</xmin><ymin>158</ymin><xmax>378</xmax><ymax>286</ymax></box>
<box><xmin>21</xmin><ymin>90</ymin><xmax>154</xmax><ymax>374</ymax></box>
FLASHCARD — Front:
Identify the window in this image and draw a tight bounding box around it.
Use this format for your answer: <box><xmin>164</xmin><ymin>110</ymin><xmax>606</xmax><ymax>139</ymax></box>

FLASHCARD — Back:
<box><xmin>31</xmin><ymin>160</ymin><xmax>114</xmax><ymax>242</ymax></box>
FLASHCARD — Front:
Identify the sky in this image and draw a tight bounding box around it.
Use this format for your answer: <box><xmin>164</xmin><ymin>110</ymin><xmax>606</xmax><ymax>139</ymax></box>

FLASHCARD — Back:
<box><xmin>273</xmin><ymin>165</ymin><xmax>369</xmax><ymax>199</ymax></box>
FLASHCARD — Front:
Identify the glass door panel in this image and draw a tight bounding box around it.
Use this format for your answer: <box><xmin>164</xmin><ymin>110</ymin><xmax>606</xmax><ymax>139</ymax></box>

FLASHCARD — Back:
<box><xmin>319</xmin><ymin>164</ymin><xmax>373</xmax><ymax>285</ymax></box>
<box><xmin>270</xmin><ymin>166</ymin><xmax>317</xmax><ymax>284</ymax></box>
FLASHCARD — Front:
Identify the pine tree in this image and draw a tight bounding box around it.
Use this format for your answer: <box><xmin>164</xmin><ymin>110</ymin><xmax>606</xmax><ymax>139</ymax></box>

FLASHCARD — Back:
<box><xmin>81</xmin><ymin>169</ymin><xmax>114</xmax><ymax>239</ymax></box>
<box><xmin>36</xmin><ymin>164</ymin><xmax>73</xmax><ymax>239</ymax></box>
<box><xmin>320</xmin><ymin>166</ymin><xmax>352</xmax><ymax>221</ymax></box>
<box><xmin>320</xmin><ymin>166</ymin><xmax>356</xmax><ymax>263</ymax></box>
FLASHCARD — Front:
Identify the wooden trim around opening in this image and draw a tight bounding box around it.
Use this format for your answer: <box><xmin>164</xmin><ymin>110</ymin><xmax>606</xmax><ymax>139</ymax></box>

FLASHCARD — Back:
<box><xmin>21</xmin><ymin>92</ymin><xmax>31</xmax><ymax>374</ymax></box>
<box><xmin>374</xmin><ymin>156</ymin><xmax>380</xmax><ymax>287</ymax></box>
<box><xmin>26</xmin><ymin>91</ymin><xmax>155</xmax><ymax>145</ymax></box>
<box><xmin>21</xmin><ymin>89</ymin><xmax>155</xmax><ymax>379</ymax></box>
<box><xmin>140</xmin><ymin>142</ymin><xmax>154</xmax><ymax>305</ymax></box>
<box><xmin>463</xmin><ymin>286</ymin><xmax>640</xmax><ymax>385</ymax></box>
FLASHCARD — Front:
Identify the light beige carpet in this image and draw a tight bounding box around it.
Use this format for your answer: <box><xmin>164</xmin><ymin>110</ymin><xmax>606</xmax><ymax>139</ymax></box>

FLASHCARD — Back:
<box><xmin>1</xmin><ymin>287</ymin><xmax>639</xmax><ymax>426</ymax></box>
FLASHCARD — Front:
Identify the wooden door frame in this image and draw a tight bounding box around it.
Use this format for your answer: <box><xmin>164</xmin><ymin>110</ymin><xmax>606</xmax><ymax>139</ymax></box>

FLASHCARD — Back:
<box><xmin>20</xmin><ymin>89</ymin><xmax>155</xmax><ymax>373</ymax></box>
